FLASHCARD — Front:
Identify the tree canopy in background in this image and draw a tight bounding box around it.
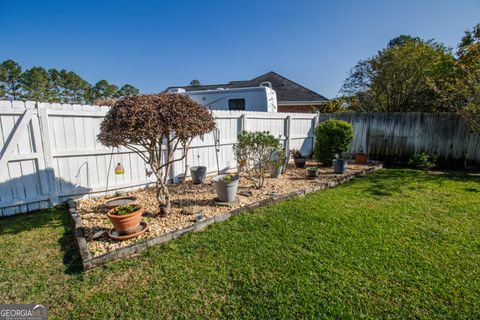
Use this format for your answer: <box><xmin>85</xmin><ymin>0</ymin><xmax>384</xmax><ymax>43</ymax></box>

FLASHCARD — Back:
<box><xmin>0</xmin><ymin>60</ymin><xmax>22</xmax><ymax>100</ymax></box>
<box><xmin>340</xmin><ymin>22</ymin><xmax>480</xmax><ymax>133</ymax></box>
<box><xmin>189</xmin><ymin>79</ymin><xmax>201</xmax><ymax>86</ymax></box>
<box><xmin>447</xmin><ymin>23</ymin><xmax>480</xmax><ymax>132</ymax></box>
<box><xmin>0</xmin><ymin>59</ymin><xmax>139</xmax><ymax>104</ymax></box>
<box><xmin>341</xmin><ymin>35</ymin><xmax>456</xmax><ymax>112</ymax></box>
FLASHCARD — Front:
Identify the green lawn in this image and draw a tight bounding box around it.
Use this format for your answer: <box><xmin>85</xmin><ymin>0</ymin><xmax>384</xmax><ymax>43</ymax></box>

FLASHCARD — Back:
<box><xmin>1</xmin><ymin>169</ymin><xmax>480</xmax><ymax>319</ymax></box>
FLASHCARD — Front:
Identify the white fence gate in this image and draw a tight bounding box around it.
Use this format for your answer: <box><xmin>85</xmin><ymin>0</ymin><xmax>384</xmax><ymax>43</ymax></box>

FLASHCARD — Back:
<box><xmin>0</xmin><ymin>100</ymin><xmax>317</xmax><ymax>216</ymax></box>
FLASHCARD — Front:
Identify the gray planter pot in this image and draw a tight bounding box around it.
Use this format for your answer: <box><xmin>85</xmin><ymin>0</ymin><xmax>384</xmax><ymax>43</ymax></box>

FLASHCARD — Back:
<box><xmin>212</xmin><ymin>175</ymin><xmax>240</xmax><ymax>202</ymax></box>
<box><xmin>270</xmin><ymin>166</ymin><xmax>283</xmax><ymax>178</ymax></box>
<box><xmin>294</xmin><ymin>157</ymin><xmax>306</xmax><ymax>168</ymax></box>
<box><xmin>190</xmin><ymin>166</ymin><xmax>207</xmax><ymax>184</ymax></box>
<box><xmin>333</xmin><ymin>159</ymin><xmax>348</xmax><ymax>174</ymax></box>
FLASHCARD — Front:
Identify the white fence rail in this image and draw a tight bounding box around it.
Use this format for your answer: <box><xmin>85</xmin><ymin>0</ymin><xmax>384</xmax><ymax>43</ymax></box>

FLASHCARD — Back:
<box><xmin>0</xmin><ymin>100</ymin><xmax>317</xmax><ymax>216</ymax></box>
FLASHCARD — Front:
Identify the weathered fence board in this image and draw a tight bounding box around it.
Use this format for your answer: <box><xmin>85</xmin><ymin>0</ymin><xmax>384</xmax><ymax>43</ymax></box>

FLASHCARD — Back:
<box><xmin>319</xmin><ymin>113</ymin><xmax>480</xmax><ymax>165</ymax></box>
<box><xmin>0</xmin><ymin>101</ymin><xmax>315</xmax><ymax>216</ymax></box>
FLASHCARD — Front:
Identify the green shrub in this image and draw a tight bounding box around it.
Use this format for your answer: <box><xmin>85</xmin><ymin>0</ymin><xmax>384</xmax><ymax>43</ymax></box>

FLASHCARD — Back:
<box><xmin>314</xmin><ymin>120</ymin><xmax>354</xmax><ymax>165</ymax></box>
<box><xmin>233</xmin><ymin>131</ymin><xmax>282</xmax><ymax>188</ymax></box>
<box><xmin>408</xmin><ymin>153</ymin><xmax>437</xmax><ymax>170</ymax></box>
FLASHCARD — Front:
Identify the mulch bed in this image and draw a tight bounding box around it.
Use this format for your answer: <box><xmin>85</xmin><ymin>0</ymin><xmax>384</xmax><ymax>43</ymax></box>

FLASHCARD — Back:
<box><xmin>76</xmin><ymin>161</ymin><xmax>379</xmax><ymax>257</ymax></box>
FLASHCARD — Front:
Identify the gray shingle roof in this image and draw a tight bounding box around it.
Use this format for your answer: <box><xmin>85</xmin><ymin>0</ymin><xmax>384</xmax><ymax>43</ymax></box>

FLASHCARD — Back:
<box><xmin>165</xmin><ymin>71</ymin><xmax>328</xmax><ymax>103</ymax></box>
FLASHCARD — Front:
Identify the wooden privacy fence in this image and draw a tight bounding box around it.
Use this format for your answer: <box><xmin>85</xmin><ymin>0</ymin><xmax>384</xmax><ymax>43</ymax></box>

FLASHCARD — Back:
<box><xmin>319</xmin><ymin>113</ymin><xmax>480</xmax><ymax>166</ymax></box>
<box><xmin>0</xmin><ymin>100</ymin><xmax>317</xmax><ymax>216</ymax></box>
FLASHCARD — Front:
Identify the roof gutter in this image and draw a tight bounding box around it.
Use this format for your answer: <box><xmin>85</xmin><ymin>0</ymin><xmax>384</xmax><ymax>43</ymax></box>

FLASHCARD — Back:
<box><xmin>277</xmin><ymin>100</ymin><xmax>328</xmax><ymax>106</ymax></box>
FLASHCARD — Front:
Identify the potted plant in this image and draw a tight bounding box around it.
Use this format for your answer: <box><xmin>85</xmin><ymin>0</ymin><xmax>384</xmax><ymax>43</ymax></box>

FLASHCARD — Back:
<box><xmin>355</xmin><ymin>146</ymin><xmax>368</xmax><ymax>164</ymax></box>
<box><xmin>107</xmin><ymin>204</ymin><xmax>144</xmax><ymax>235</ymax></box>
<box><xmin>212</xmin><ymin>173</ymin><xmax>240</xmax><ymax>202</ymax></box>
<box><xmin>270</xmin><ymin>153</ymin><xmax>286</xmax><ymax>178</ymax></box>
<box><xmin>333</xmin><ymin>153</ymin><xmax>348</xmax><ymax>174</ymax></box>
<box><xmin>306</xmin><ymin>166</ymin><xmax>319</xmax><ymax>177</ymax></box>
<box><xmin>103</xmin><ymin>195</ymin><xmax>138</xmax><ymax>210</ymax></box>
<box><xmin>291</xmin><ymin>149</ymin><xmax>306</xmax><ymax>168</ymax></box>
<box><xmin>190</xmin><ymin>166</ymin><xmax>207</xmax><ymax>184</ymax></box>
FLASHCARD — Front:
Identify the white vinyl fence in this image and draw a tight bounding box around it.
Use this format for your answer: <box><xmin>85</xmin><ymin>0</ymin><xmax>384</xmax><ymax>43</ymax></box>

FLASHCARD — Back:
<box><xmin>0</xmin><ymin>100</ymin><xmax>317</xmax><ymax>216</ymax></box>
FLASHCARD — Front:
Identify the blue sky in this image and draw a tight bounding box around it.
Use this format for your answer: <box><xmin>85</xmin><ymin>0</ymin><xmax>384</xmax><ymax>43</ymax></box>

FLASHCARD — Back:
<box><xmin>0</xmin><ymin>0</ymin><xmax>478</xmax><ymax>98</ymax></box>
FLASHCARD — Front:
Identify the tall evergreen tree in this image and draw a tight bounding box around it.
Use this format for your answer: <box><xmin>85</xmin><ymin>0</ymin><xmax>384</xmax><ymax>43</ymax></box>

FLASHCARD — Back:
<box><xmin>0</xmin><ymin>59</ymin><xmax>22</xmax><ymax>100</ymax></box>
<box><xmin>21</xmin><ymin>67</ymin><xmax>51</xmax><ymax>101</ymax></box>
<box><xmin>63</xmin><ymin>71</ymin><xmax>91</xmax><ymax>104</ymax></box>
<box><xmin>47</xmin><ymin>68</ymin><xmax>63</xmax><ymax>102</ymax></box>
<box><xmin>116</xmin><ymin>84</ymin><xmax>139</xmax><ymax>98</ymax></box>
<box><xmin>0</xmin><ymin>67</ymin><xmax>6</xmax><ymax>98</ymax></box>
<box><xmin>92</xmin><ymin>80</ymin><xmax>118</xmax><ymax>101</ymax></box>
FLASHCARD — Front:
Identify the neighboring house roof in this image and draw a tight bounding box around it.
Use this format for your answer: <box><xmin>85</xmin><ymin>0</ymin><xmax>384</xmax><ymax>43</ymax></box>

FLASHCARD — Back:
<box><xmin>165</xmin><ymin>71</ymin><xmax>328</xmax><ymax>105</ymax></box>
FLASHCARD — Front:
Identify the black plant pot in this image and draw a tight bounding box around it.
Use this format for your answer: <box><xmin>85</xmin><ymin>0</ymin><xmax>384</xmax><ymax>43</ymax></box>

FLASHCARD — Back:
<box><xmin>333</xmin><ymin>159</ymin><xmax>348</xmax><ymax>174</ymax></box>
<box><xmin>190</xmin><ymin>166</ymin><xmax>207</xmax><ymax>184</ymax></box>
<box><xmin>294</xmin><ymin>157</ymin><xmax>306</xmax><ymax>168</ymax></box>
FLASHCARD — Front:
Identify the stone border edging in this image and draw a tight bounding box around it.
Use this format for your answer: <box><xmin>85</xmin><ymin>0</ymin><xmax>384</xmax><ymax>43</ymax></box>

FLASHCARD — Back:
<box><xmin>68</xmin><ymin>163</ymin><xmax>383</xmax><ymax>270</ymax></box>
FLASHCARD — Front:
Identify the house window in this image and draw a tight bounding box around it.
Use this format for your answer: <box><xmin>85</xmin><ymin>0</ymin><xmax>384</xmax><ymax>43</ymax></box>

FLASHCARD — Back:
<box><xmin>228</xmin><ymin>99</ymin><xmax>246</xmax><ymax>111</ymax></box>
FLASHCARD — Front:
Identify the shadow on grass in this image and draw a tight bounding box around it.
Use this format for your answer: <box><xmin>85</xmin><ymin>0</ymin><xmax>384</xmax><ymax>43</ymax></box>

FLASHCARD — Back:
<box><xmin>0</xmin><ymin>206</ymin><xmax>83</xmax><ymax>275</ymax></box>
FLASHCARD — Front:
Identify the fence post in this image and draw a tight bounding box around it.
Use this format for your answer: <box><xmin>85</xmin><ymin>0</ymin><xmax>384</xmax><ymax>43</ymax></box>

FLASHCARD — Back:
<box><xmin>285</xmin><ymin>115</ymin><xmax>291</xmax><ymax>158</ymax></box>
<box><xmin>312</xmin><ymin>111</ymin><xmax>320</xmax><ymax>157</ymax></box>
<box><xmin>37</xmin><ymin>103</ymin><xmax>59</xmax><ymax>205</ymax></box>
<box><xmin>240</xmin><ymin>113</ymin><xmax>247</xmax><ymax>133</ymax></box>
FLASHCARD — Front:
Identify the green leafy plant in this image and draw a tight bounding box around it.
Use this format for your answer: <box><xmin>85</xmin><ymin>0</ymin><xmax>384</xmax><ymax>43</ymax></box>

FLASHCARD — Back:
<box><xmin>272</xmin><ymin>150</ymin><xmax>286</xmax><ymax>169</ymax></box>
<box><xmin>114</xmin><ymin>205</ymin><xmax>141</xmax><ymax>215</ymax></box>
<box><xmin>233</xmin><ymin>131</ymin><xmax>282</xmax><ymax>188</ymax></box>
<box><xmin>314</xmin><ymin>120</ymin><xmax>354</xmax><ymax>165</ymax></box>
<box><xmin>290</xmin><ymin>149</ymin><xmax>303</xmax><ymax>159</ymax></box>
<box><xmin>221</xmin><ymin>174</ymin><xmax>238</xmax><ymax>183</ymax></box>
<box><xmin>306</xmin><ymin>167</ymin><xmax>319</xmax><ymax>171</ymax></box>
<box><xmin>408</xmin><ymin>153</ymin><xmax>437</xmax><ymax>170</ymax></box>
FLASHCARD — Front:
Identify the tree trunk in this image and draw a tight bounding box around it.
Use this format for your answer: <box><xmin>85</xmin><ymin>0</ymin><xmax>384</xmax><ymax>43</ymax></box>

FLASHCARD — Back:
<box><xmin>182</xmin><ymin>146</ymin><xmax>189</xmax><ymax>183</ymax></box>
<box><xmin>155</xmin><ymin>172</ymin><xmax>171</xmax><ymax>217</ymax></box>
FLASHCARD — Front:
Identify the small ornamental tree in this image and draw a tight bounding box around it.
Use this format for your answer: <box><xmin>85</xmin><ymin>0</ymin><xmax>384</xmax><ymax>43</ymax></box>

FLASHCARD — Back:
<box><xmin>98</xmin><ymin>93</ymin><xmax>216</xmax><ymax>216</ymax></box>
<box><xmin>314</xmin><ymin>120</ymin><xmax>353</xmax><ymax>165</ymax></box>
<box><xmin>233</xmin><ymin>131</ymin><xmax>282</xmax><ymax>188</ymax></box>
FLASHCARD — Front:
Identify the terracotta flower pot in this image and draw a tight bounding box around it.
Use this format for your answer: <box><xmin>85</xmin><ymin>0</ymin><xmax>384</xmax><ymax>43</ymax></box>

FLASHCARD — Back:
<box><xmin>107</xmin><ymin>206</ymin><xmax>144</xmax><ymax>235</ymax></box>
<box><xmin>355</xmin><ymin>153</ymin><xmax>368</xmax><ymax>164</ymax></box>
<box><xmin>103</xmin><ymin>196</ymin><xmax>138</xmax><ymax>210</ymax></box>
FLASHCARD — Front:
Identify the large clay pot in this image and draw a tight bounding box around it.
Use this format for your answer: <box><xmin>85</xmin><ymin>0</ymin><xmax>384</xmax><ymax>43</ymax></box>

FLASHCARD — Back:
<box><xmin>333</xmin><ymin>159</ymin><xmax>348</xmax><ymax>174</ymax></box>
<box><xmin>294</xmin><ymin>157</ymin><xmax>306</xmax><ymax>168</ymax></box>
<box><xmin>107</xmin><ymin>206</ymin><xmax>144</xmax><ymax>235</ymax></box>
<box><xmin>190</xmin><ymin>166</ymin><xmax>207</xmax><ymax>184</ymax></box>
<box><xmin>355</xmin><ymin>153</ymin><xmax>368</xmax><ymax>164</ymax></box>
<box><xmin>212</xmin><ymin>175</ymin><xmax>239</xmax><ymax>203</ymax></box>
<box><xmin>103</xmin><ymin>196</ymin><xmax>138</xmax><ymax>210</ymax></box>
